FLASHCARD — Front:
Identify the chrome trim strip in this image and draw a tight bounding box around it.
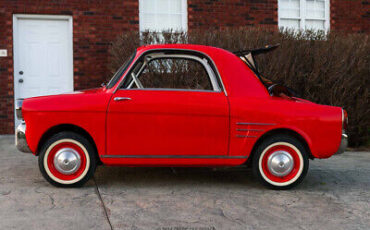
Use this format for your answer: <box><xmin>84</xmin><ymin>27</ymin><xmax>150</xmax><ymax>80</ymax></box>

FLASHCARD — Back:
<box><xmin>335</xmin><ymin>133</ymin><xmax>348</xmax><ymax>154</ymax></box>
<box><xmin>120</xmin><ymin>88</ymin><xmax>220</xmax><ymax>93</ymax></box>
<box><xmin>15</xmin><ymin>98</ymin><xmax>23</xmax><ymax>110</ymax></box>
<box><xmin>100</xmin><ymin>155</ymin><xmax>247</xmax><ymax>159</ymax></box>
<box><xmin>236</xmin><ymin>135</ymin><xmax>257</xmax><ymax>138</ymax></box>
<box><xmin>15</xmin><ymin>122</ymin><xmax>32</xmax><ymax>153</ymax></box>
<box><xmin>236</xmin><ymin>129</ymin><xmax>264</xmax><ymax>132</ymax></box>
<box><xmin>15</xmin><ymin>98</ymin><xmax>24</xmax><ymax>120</ymax></box>
<box><xmin>236</xmin><ymin>122</ymin><xmax>276</xmax><ymax>126</ymax></box>
<box><xmin>335</xmin><ymin>108</ymin><xmax>348</xmax><ymax>154</ymax></box>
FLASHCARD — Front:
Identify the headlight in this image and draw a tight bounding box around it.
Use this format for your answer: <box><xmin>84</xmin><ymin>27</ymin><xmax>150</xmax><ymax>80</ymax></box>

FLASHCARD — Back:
<box><xmin>16</xmin><ymin>99</ymin><xmax>24</xmax><ymax>120</ymax></box>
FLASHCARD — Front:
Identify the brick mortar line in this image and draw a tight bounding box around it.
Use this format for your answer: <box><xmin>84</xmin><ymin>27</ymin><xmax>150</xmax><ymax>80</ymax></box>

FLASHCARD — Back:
<box><xmin>93</xmin><ymin>177</ymin><xmax>114</xmax><ymax>230</ymax></box>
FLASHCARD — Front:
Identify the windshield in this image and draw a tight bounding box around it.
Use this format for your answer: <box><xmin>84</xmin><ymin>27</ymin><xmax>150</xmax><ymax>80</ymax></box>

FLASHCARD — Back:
<box><xmin>106</xmin><ymin>51</ymin><xmax>136</xmax><ymax>89</ymax></box>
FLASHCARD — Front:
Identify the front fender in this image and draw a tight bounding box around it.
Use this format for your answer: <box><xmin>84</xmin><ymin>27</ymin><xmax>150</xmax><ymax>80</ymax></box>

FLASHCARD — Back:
<box><xmin>22</xmin><ymin>89</ymin><xmax>111</xmax><ymax>155</ymax></box>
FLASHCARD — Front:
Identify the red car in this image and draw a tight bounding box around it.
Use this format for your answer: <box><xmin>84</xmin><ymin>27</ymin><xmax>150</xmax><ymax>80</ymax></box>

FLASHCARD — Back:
<box><xmin>15</xmin><ymin>44</ymin><xmax>348</xmax><ymax>189</ymax></box>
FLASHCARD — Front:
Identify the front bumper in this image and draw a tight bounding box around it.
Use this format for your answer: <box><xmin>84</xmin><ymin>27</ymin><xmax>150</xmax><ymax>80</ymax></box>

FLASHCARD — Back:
<box><xmin>335</xmin><ymin>133</ymin><xmax>348</xmax><ymax>154</ymax></box>
<box><xmin>15</xmin><ymin>122</ymin><xmax>32</xmax><ymax>153</ymax></box>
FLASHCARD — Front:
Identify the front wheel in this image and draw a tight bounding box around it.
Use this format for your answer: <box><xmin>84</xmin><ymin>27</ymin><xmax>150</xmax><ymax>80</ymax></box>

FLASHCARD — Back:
<box><xmin>38</xmin><ymin>132</ymin><xmax>97</xmax><ymax>187</ymax></box>
<box><xmin>252</xmin><ymin>134</ymin><xmax>309</xmax><ymax>189</ymax></box>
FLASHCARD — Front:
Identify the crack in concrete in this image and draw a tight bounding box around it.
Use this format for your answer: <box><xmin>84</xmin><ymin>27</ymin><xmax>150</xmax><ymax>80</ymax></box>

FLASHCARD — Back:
<box><xmin>34</xmin><ymin>187</ymin><xmax>55</xmax><ymax>210</ymax></box>
<box><xmin>0</xmin><ymin>190</ymin><xmax>11</xmax><ymax>196</ymax></box>
<box><xmin>93</xmin><ymin>177</ymin><xmax>113</xmax><ymax>230</ymax></box>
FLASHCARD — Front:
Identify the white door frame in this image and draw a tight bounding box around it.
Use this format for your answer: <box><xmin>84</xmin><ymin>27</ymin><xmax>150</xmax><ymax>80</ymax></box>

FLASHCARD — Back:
<box><xmin>12</xmin><ymin>14</ymin><xmax>73</xmax><ymax>127</ymax></box>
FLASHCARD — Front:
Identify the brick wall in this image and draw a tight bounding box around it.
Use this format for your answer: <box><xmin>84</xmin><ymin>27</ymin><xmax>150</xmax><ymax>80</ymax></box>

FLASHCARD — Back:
<box><xmin>331</xmin><ymin>0</ymin><xmax>370</xmax><ymax>33</ymax></box>
<box><xmin>0</xmin><ymin>0</ymin><xmax>367</xmax><ymax>134</ymax></box>
<box><xmin>0</xmin><ymin>0</ymin><xmax>278</xmax><ymax>134</ymax></box>
<box><xmin>188</xmin><ymin>0</ymin><xmax>278</xmax><ymax>30</ymax></box>
<box><xmin>0</xmin><ymin>0</ymin><xmax>139</xmax><ymax>134</ymax></box>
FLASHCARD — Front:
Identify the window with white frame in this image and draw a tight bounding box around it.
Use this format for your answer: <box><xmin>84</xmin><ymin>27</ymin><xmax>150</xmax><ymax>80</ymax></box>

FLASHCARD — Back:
<box><xmin>139</xmin><ymin>0</ymin><xmax>187</xmax><ymax>32</ymax></box>
<box><xmin>278</xmin><ymin>0</ymin><xmax>330</xmax><ymax>31</ymax></box>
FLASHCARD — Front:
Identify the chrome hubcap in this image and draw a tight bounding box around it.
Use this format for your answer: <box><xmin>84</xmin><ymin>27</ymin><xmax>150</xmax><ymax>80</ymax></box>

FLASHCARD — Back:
<box><xmin>54</xmin><ymin>148</ymin><xmax>81</xmax><ymax>175</ymax></box>
<box><xmin>267</xmin><ymin>150</ymin><xmax>294</xmax><ymax>177</ymax></box>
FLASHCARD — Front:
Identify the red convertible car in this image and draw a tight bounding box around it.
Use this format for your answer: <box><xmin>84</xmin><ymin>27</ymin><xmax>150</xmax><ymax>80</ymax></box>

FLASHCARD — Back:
<box><xmin>15</xmin><ymin>44</ymin><xmax>348</xmax><ymax>189</ymax></box>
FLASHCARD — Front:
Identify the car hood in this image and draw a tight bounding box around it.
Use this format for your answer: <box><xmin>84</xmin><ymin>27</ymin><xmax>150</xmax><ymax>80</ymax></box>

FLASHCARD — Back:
<box><xmin>22</xmin><ymin>87</ymin><xmax>111</xmax><ymax>113</ymax></box>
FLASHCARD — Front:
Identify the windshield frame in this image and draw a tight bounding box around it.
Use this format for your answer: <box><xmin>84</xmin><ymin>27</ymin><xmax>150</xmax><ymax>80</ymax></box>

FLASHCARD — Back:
<box><xmin>106</xmin><ymin>51</ymin><xmax>136</xmax><ymax>89</ymax></box>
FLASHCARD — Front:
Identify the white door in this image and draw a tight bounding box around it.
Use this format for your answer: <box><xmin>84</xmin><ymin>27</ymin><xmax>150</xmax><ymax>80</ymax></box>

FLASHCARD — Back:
<box><xmin>13</xmin><ymin>15</ymin><xmax>73</xmax><ymax>127</ymax></box>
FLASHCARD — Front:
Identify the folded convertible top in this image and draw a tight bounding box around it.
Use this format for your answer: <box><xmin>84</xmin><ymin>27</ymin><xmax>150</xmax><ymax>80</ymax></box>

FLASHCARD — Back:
<box><xmin>233</xmin><ymin>44</ymin><xmax>279</xmax><ymax>72</ymax></box>
<box><xmin>233</xmin><ymin>44</ymin><xmax>280</xmax><ymax>86</ymax></box>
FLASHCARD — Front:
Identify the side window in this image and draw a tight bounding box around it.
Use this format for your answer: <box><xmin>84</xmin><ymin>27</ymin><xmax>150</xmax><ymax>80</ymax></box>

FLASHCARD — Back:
<box><xmin>127</xmin><ymin>57</ymin><xmax>214</xmax><ymax>91</ymax></box>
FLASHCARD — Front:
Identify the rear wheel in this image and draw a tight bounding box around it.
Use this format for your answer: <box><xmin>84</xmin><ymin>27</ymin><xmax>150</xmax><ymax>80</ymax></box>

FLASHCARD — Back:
<box><xmin>38</xmin><ymin>132</ymin><xmax>97</xmax><ymax>187</ymax></box>
<box><xmin>252</xmin><ymin>134</ymin><xmax>309</xmax><ymax>189</ymax></box>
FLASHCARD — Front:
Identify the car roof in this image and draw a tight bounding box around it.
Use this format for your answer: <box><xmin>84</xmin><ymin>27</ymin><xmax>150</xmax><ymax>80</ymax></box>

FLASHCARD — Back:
<box><xmin>136</xmin><ymin>44</ymin><xmax>228</xmax><ymax>55</ymax></box>
<box><xmin>133</xmin><ymin>44</ymin><xmax>269</xmax><ymax>98</ymax></box>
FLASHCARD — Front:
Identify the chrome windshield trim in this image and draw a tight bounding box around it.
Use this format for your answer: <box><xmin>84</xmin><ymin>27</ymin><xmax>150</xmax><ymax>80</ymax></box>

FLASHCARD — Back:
<box><xmin>126</xmin><ymin>53</ymin><xmax>221</xmax><ymax>91</ymax></box>
<box><xmin>114</xmin><ymin>48</ymin><xmax>227</xmax><ymax>96</ymax></box>
<box><xmin>100</xmin><ymin>155</ymin><xmax>247</xmax><ymax>159</ymax></box>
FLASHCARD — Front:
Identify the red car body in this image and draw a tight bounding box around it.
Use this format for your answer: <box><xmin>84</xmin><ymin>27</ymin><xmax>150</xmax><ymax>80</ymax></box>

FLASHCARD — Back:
<box><xmin>16</xmin><ymin>44</ymin><xmax>347</xmax><ymax>188</ymax></box>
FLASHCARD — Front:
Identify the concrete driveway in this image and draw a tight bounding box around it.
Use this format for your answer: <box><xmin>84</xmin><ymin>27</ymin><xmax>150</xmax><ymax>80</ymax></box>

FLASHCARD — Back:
<box><xmin>0</xmin><ymin>135</ymin><xmax>369</xmax><ymax>230</ymax></box>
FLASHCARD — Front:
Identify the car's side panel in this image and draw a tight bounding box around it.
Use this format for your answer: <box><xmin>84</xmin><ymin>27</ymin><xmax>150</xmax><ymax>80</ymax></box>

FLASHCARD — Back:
<box><xmin>22</xmin><ymin>88</ymin><xmax>111</xmax><ymax>156</ymax></box>
<box><xmin>228</xmin><ymin>96</ymin><xmax>343</xmax><ymax>159</ymax></box>
<box><xmin>106</xmin><ymin>90</ymin><xmax>230</xmax><ymax>157</ymax></box>
<box><xmin>107</xmin><ymin>45</ymin><xmax>343</xmax><ymax>161</ymax></box>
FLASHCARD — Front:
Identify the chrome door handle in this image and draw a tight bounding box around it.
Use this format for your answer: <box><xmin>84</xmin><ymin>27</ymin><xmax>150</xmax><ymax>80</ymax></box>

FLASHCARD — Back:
<box><xmin>114</xmin><ymin>97</ymin><xmax>132</xmax><ymax>101</ymax></box>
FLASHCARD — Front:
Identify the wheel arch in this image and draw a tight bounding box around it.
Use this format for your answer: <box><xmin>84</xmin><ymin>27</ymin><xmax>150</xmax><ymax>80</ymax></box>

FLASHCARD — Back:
<box><xmin>247</xmin><ymin>128</ymin><xmax>313</xmax><ymax>166</ymax></box>
<box><xmin>36</xmin><ymin>124</ymin><xmax>100</xmax><ymax>162</ymax></box>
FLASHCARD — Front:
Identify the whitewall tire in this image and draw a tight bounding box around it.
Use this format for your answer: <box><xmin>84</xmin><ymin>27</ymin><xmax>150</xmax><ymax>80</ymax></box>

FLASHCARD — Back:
<box><xmin>252</xmin><ymin>135</ymin><xmax>309</xmax><ymax>189</ymax></box>
<box><xmin>38</xmin><ymin>132</ymin><xmax>97</xmax><ymax>187</ymax></box>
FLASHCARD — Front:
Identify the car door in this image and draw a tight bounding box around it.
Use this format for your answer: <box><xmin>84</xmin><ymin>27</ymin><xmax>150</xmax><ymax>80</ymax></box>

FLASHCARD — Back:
<box><xmin>106</xmin><ymin>53</ymin><xmax>229</xmax><ymax>157</ymax></box>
